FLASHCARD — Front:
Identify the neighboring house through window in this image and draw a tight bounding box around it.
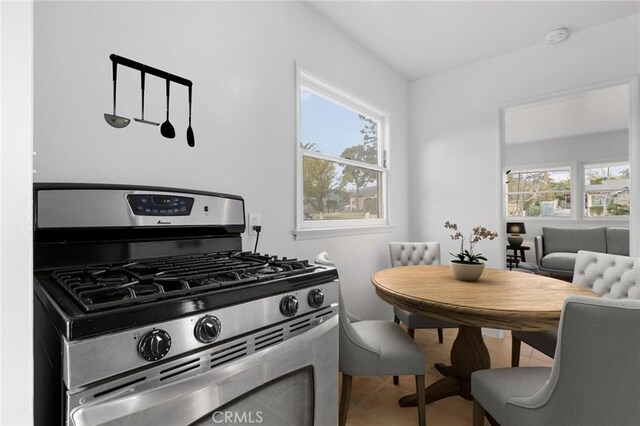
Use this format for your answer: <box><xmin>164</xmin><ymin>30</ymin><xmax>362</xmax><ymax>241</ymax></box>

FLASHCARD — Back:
<box><xmin>506</xmin><ymin>162</ymin><xmax>630</xmax><ymax>220</ymax></box>
<box><xmin>296</xmin><ymin>68</ymin><xmax>388</xmax><ymax>231</ymax></box>
<box><xmin>584</xmin><ymin>162</ymin><xmax>629</xmax><ymax>217</ymax></box>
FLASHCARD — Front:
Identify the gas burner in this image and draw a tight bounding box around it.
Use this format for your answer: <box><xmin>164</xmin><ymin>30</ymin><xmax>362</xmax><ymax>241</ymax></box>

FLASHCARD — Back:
<box><xmin>50</xmin><ymin>251</ymin><xmax>320</xmax><ymax>312</ymax></box>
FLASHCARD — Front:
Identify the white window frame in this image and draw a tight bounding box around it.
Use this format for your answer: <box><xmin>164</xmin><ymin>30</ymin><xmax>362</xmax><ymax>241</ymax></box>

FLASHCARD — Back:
<box><xmin>505</xmin><ymin>164</ymin><xmax>574</xmax><ymax>219</ymax></box>
<box><xmin>582</xmin><ymin>159</ymin><xmax>630</xmax><ymax>219</ymax></box>
<box><xmin>294</xmin><ymin>67</ymin><xmax>389</xmax><ymax>235</ymax></box>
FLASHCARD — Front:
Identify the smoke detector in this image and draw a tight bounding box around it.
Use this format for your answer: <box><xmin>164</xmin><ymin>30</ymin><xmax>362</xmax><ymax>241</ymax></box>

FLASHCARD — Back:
<box><xmin>545</xmin><ymin>28</ymin><xmax>569</xmax><ymax>44</ymax></box>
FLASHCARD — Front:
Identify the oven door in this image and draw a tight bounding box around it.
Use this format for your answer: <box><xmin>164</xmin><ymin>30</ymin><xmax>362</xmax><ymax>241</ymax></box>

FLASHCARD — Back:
<box><xmin>68</xmin><ymin>315</ymin><xmax>337</xmax><ymax>426</ymax></box>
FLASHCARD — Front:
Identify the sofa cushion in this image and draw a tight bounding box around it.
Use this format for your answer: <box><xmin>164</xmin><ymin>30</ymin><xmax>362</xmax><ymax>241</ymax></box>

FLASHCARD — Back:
<box><xmin>606</xmin><ymin>228</ymin><xmax>630</xmax><ymax>256</ymax></box>
<box><xmin>542</xmin><ymin>227</ymin><xmax>606</xmax><ymax>255</ymax></box>
<box><xmin>540</xmin><ymin>252</ymin><xmax>577</xmax><ymax>272</ymax></box>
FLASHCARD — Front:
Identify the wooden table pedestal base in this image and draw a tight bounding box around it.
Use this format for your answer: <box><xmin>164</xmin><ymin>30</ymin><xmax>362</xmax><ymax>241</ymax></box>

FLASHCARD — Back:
<box><xmin>399</xmin><ymin>325</ymin><xmax>490</xmax><ymax>407</ymax></box>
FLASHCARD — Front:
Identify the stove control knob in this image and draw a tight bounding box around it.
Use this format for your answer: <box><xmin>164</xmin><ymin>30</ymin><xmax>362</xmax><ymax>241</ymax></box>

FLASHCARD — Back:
<box><xmin>280</xmin><ymin>295</ymin><xmax>299</xmax><ymax>317</ymax></box>
<box><xmin>194</xmin><ymin>315</ymin><xmax>222</xmax><ymax>344</ymax></box>
<box><xmin>307</xmin><ymin>288</ymin><xmax>325</xmax><ymax>308</ymax></box>
<box><xmin>138</xmin><ymin>329</ymin><xmax>171</xmax><ymax>362</ymax></box>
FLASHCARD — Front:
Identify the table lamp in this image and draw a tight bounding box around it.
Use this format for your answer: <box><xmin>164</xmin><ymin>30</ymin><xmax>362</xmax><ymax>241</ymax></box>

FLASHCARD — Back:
<box><xmin>506</xmin><ymin>222</ymin><xmax>526</xmax><ymax>247</ymax></box>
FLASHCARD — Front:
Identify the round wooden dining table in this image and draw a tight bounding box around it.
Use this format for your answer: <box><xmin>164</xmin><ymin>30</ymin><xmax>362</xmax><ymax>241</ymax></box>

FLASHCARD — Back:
<box><xmin>371</xmin><ymin>265</ymin><xmax>597</xmax><ymax>407</ymax></box>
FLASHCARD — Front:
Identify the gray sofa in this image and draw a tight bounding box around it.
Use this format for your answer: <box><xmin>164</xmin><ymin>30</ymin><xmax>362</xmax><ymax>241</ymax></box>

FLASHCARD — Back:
<box><xmin>534</xmin><ymin>226</ymin><xmax>629</xmax><ymax>276</ymax></box>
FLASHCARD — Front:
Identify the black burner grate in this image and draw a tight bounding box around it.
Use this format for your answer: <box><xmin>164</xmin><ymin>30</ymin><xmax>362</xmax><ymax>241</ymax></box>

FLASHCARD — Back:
<box><xmin>50</xmin><ymin>252</ymin><xmax>319</xmax><ymax>312</ymax></box>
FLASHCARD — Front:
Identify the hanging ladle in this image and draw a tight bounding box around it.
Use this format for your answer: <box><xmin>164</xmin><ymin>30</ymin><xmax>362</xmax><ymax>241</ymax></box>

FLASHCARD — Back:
<box><xmin>186</xmin><ymin>85</ymin><xmax>195</xmax><ymax>147</ymax></box>
<box><xmin>104</xmin><ymin>61</ymin><xmax>130</xmax><ymax>128</ymax></box>
<box><xmin>134</xmin><ymin>70</ymin><xmax>159</xmax><ymax>126</ymax></box>
<box><xmin>160</xmin><ymin>78</ymin><xmax>175</xmax><ymax>139</ymax></box>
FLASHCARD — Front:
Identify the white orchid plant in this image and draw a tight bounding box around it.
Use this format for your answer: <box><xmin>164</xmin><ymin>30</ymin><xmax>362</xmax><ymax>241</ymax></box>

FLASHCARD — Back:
<box><xmin>444</xmin><ymin>221</ymin><xmax>498</xmax><ymax>264</ymax></box>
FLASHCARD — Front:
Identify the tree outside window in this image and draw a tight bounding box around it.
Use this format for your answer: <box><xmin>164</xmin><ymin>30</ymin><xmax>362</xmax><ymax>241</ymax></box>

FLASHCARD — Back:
<box><xmin>506</xmin><ymin>169</ymin><xmax>571</xmax><ymax>217</ymax></box>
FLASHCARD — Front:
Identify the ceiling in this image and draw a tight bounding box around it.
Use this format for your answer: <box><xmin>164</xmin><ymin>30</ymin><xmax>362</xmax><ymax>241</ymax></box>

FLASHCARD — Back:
<box><xmin>505</xmin><ymin>84</ymin><xmax>630</xmax><ymax>144</ymax></box>
<box><xmin>302</xmin><ymin>1</ymin><xmax>640</xmax><ymax>81</ymax></box>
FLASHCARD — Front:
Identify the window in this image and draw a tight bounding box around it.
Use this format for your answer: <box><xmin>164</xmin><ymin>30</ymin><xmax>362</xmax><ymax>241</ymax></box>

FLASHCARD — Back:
<box><xmin>506</xmin><ymin>168</ymin><xmax>572</xmax><ymax>217</ymax></box>
<box><xmin>296</xmin><ymin>69</ymin><xmax>387</xmax><ymax>230</ymax></box>
<box><xmin>584</xmin><ymin>162</ymin><xmax>629</xmax><ymax>217</ymax></box>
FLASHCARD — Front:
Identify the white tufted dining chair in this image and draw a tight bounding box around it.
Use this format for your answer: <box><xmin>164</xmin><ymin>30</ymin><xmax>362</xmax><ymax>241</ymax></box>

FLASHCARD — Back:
<box><xmin>473</xmin><ymin>296</ymin><xmax>640</xmax><ymax>426</ymax></box>
<box><xmin>314</xmin><ymin>252</ymin><xmax>426</xmax><ymax>426</ymax></box>
<box><xmin>511</xmin><ymin>250</ymin><xmax>640</xmax><ymax>366</ymax></box>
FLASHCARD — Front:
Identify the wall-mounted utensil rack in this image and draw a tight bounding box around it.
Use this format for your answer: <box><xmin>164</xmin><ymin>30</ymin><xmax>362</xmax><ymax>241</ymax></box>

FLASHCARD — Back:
<box><xmin>106</xmin><ymin>54</ymin><xmax>196</xmax><ymax>147</ymax></box>
<box><xmin>110</xmin><ymin>54</ymin><xmax>192</xmax><ymax>88</ymax></box>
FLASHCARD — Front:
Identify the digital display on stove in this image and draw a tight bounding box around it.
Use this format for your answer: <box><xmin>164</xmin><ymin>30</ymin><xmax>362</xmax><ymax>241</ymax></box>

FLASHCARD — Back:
<box><xmin>153</xmin><ymin>196</ymin><xmax>173</xmax><ymax>205</ymax></box>
<box><xmin>127</xmin><ymin>194</ymin><xmax>194</xmax><ymax>216</ymax></box>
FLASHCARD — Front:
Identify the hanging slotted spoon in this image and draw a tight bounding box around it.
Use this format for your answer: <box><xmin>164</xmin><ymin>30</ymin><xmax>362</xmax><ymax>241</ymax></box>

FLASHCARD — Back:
<box><xmin>104</xmin><ymin>61</ymin><xmax>130</xmax><ymax>128</ymax></box>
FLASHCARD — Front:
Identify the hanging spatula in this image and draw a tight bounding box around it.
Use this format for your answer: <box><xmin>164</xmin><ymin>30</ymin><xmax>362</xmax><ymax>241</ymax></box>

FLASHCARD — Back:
<box><xmin>134</xmin><ymin>70</ymin><xmax>159</xmax><ymax>126</ymax></box>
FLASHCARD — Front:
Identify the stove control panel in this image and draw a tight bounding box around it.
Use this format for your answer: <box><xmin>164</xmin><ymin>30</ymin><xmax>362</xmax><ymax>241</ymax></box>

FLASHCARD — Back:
<box><xmin>36</xmin><ymin>187</ymin><xmax>245</xmax><ymax>228</ymax></box>
<box><xmin>138</xmin><ymin>329</ymin><xmax>172</xmax><ymax>361</ymax></box>
<box><xmin>194</xmin><ymin>315</ymin><xmax>222</xmax><ymax>344</ymax></box>
<box><xmin>127</xmin><ymin>194</ymin><xmax>194</xmax><ymax>216</ymax></box>
<box><xmin>63</xmin><ymin>280</ymin><xmax>339</xmax><ymax>388</ymax></box>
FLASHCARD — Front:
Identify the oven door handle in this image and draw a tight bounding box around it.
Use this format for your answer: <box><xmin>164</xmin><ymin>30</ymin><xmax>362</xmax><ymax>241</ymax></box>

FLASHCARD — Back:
<box><xmin>69</xmin><ymin>315</ymin><xmax>338</xmax><ymax>426</ymax></box>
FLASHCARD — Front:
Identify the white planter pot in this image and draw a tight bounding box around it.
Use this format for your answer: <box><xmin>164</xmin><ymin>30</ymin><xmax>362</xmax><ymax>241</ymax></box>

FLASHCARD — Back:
<box><xmin>449</xmin><ymin>261</ymin><xmax>485</xmax><ymax>282</ymax></box>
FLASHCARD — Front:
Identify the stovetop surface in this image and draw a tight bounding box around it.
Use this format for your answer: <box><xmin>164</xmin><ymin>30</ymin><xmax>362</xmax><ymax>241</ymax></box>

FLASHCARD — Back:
<box><xmin>35</xmin><ymin>251</ymin><xmax>338</xmax><ymax>341</ymax></box>
<box><xmin>50</xmin><ymin>251</ymin><xmax>319</xmax><ymax>312</ymax></box>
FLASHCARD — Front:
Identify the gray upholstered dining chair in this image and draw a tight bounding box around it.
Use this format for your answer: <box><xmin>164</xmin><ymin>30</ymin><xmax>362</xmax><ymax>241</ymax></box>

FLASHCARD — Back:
<box><xmin>389</xmin><ymin>242</ymin><xmax>457</xmax><ymax>385</ymax></box>
<box><xmin>314</xmin><ymin>252</ymin><xmax>426</xmax><ymax>426</ymax></box>
<box><xmin>389</xmin><ymin>242</ymin><xmax>457</xmax><ymax>343</ymax></box>
<box><xmin>389</xmin><ymin>242</ymin><xmax>457</xmax><ymax>384</ymax></box>
<box><xmin>511</xmin><ymin>250</ymin><xmax>640</xmax><ymax>366</ymax></box>
<box><xmin>472</xmin><ymin>296</ymin><xmax>640</xmax><ymax>426</ymax></box>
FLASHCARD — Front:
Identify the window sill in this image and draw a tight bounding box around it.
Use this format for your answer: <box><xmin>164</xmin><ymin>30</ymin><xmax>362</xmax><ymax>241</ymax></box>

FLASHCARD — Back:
<box><xmin>505</xmin><ymin>216</ymin><xmax>574</xmax><ymax>221</ymax></box>
<box><xmin>506</xmin><ymin>216</ymin><xmax>629</xmax><ymax>221</ymax></box>
<box><xmin>583</xmin><ymin>216</ymin><xmax>630</xmax><ymax>221</ymax></box>
<box><xmin>292</xmin><ymin>225</ymin><xmax>394</xmax><ymax>241</ymax></box>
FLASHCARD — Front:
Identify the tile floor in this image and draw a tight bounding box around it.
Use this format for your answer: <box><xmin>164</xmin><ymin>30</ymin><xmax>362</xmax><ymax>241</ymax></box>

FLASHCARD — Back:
<box><xmin>342</xmin><ymin>328</ymin><xmax>553</xmax><ymax>426</ymax></box>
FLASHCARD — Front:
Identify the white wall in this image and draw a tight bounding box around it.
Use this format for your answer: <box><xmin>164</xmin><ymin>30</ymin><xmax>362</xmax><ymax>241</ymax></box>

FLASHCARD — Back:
<box><xmin>505</xmin><ymin>129</ymin><xmax>628</xmax><ymax>167</ymax></box>
<box><xmin>409</xmin><ymin>14</ymin><xmax>640</xmax><ymax>266</ymax></box>
<box><xmin>0</xmin><ymin>1</ymin><xmax>34</xmax><ymax>425</ymax></box>
<box><xmin>33</xmin><ymin>1</ymin><xmax>410</xmax><ymax>320</ymax></box>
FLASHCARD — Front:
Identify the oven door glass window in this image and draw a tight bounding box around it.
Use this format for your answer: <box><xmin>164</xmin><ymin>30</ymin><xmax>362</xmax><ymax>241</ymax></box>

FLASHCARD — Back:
<box><xmin>190</xmin><ymin>367</ymin><xmax>314</xmax><ymax>426</ymax></box>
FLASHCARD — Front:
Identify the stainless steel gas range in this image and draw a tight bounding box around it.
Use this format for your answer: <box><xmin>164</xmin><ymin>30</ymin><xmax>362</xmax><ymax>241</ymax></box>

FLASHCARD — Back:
<box><xmin>33</xmin><ymin>184</ymin><xmax>339</xmax><ymax>426</ymax></box>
